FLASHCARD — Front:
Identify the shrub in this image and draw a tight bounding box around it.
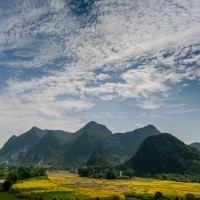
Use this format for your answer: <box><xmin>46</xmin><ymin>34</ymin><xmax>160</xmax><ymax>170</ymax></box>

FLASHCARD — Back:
<box><xmin>3</xmin><ymin>180</ymin><xmax>13</xmax><ymax>191</ymax></box>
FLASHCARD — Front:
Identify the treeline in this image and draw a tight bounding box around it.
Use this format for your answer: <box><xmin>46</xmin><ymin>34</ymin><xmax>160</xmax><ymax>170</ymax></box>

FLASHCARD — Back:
<box><xmin>0</xmin><ymin>164</ymin><xmax>7</xmax><ymax>178</ymax></box>
<box><xmin>3</xmin><ymin>166</ymin><xmax>46</xmax><ymax>191</ymax></box>
<box><xmin>124</xmin><ymin>192</ymin><xmax>200</xmax><ymax>200</ymax></box>
<box><xmin>78</xmin><ymin>165</ymin><xmax>135</xmax><ymax>179</ymax></box>
<box><xmin>152</xmin><ymin>173</ymin><xmax>200</xmax><ymax>183</ymax></box>
<box><xmin>11</xmin><ymin>191</ymin><xmax>200</xmax><ymax>200</ymax></box>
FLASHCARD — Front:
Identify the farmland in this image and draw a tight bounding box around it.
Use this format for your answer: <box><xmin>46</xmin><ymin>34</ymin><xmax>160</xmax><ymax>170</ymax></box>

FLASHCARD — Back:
<box><xmin>8</xmin><ymin>171</ymin><xmax>200</xmax><ymax>199</ymax></box>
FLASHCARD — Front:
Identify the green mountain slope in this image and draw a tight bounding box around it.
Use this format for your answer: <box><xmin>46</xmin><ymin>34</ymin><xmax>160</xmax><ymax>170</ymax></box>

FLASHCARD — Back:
<box><xmin>2</xmin><ymin>135</ymin><xmax>17</xmax><ymax>148</ymax></box>
<box><xmin>86</xmin><ymin>147</ymin><xmax>110</xmax><ymax>166</ymax></box>
<box><xmin>62</xmin><ymin>122</ymin><xmax>158</xmax><ymax>165</ymax></box>
<box><xmin>112</xmin><ymin>124</ymin><xmax>161</xmax><ymax>156</ymax></box>
<box><xmin>0</xmin><ymin>122</ymin><xmax>161</xmax><ymax>166</ymax></box>
<box><xmin>62</xmin><ymin>121</ymin><xmax>113</xmax><ymax>165</ymax></box>
<box><xmin>190</xmin><ymin>142</ymin><xmax>200</xmax><ymax>151</ymax></box>
<box><xmin>126</xmin><ymin>133</ymin><xmax>200</xmax><ymax>175</ymax></box>
<box><xmin>24</xmin><ymin>131</ymin><xmax>64</xmax><ymax>165</ymax></box>
<box><xmin>0</xmin><ymin>127</ymin><xmax>46</xmax><ymax>161</ymax></box>
<box><xmin>45</xmin><ymin>129</ymin><xmax>72</xmax><ymax>139</ymax></box>
<box><xmin>0</xmin><ymin>127</ymin><xmax>71</xmax><ymax>163</ymax></box>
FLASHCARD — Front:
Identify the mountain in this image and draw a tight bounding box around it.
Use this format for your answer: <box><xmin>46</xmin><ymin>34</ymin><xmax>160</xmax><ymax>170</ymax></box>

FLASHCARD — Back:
<box><xmin>0</xmin><ymin>127</ymin><xmax>46</xmax><ymax>161</ymax></box>
<box><xmin>86</xmin><ymin>147</ymin><xmax>110</xmax><ymax>166</ymax></box>
<box><xmin>61</xmin><ymin>123</ymin><xmax>161</xmax><ymax>165</ymax></box>
<box><xmin>190</xmin><ymin>142</ymin><xmax>200</xmax><ymax>151</ymax></box>
<box><xmin>0</xmin><ymin>122</ymin><xmax>161</xmax><ymax>166</ymax></box>
<box><xmin>24</xmin><ymin>131</ymin><xmax>64</xmax><ymax>165</ymax></box>
<box><xmin>112</xmin><ymin>124</ymin><xmax>161</xmax><ymax>157</ymax></box>
<box><xmin>62</xmin><ymin>121</ymin><xmax>115</xmax><ymax>165</ymax></box>
<box><xmin>126</xmin><ymin>133</ymin><xmax>200</xmax><ymax>175</ymax></box>
<box><xmin>45</xmin><ymin>130</ymin><xmax>72</xmax><ymax>139</ymax></box>
<box><xmin>2</xmin><ymin>135</ymin><xmax>17</xmax><ymax>148</ymax></box>
<box><xmin>0</xmin><ymin>127</ymin><xmax>71</xmax><ymax>163</ymax></box>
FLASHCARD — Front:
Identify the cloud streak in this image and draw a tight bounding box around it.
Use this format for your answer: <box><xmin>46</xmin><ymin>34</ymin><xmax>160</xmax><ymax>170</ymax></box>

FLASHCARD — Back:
<box><xmin>0</xmin><ymin>0</ymin><xmax>200</xmax><ymax>146</ymax></box>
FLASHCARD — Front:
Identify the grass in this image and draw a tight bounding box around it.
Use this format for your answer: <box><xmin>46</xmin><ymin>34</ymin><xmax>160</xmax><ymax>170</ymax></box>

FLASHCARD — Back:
<box><xmin>0</xmin><ymin>191</ymin><xmax>30</xmax><ymax>200</ymax></box>
<box><xmin>9</xmin><ymin>171</ymin><xmax>200</xmax><ymax>199</ymax></box>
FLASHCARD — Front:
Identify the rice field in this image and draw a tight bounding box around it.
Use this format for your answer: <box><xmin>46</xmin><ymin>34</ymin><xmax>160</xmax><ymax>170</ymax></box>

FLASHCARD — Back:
<box><xmin>11</xmin><ymin>171</ymin><xmax>200</xmax><ymax>199</ymax></box>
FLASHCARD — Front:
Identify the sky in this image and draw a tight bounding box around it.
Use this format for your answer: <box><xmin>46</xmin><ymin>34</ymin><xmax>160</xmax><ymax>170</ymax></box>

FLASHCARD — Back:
<box><xmin>0</xmin><ymin>0</ymin><xmax>200</xmax><ymax>148</ymax></box>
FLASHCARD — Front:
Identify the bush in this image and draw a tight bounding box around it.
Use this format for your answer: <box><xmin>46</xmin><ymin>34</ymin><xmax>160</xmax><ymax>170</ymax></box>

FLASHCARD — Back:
<box><xmin>3</xmin><ymin>180</ymin><xmax>13</xmax><ymax>191</ymax></box>
<box><xmin>154</xmin><ymin>191</ymin><xmax>163</xmax><ymax>200</ymax></box>
<box><xmin>106</xmin><ymin>170</ymin><xmax>116</xmax><ymax>179</ymax></box>
<box><xmin>185</xmin><ymin>193</ymin><xmax>196</xmax><ymax>200</ymax></box>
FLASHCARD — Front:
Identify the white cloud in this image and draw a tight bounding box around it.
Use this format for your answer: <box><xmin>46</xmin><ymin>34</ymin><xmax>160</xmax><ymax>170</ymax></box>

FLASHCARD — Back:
<box><xmin>0</xmin><ymin>0</ymin><xmax>200</xmax><ymax>144</ymax></box>
<box><xmin>136</xmin><ymin>100</ymin><xmax>163</xmax><ymax>110</ymax></box>
<box><xmin>117</xmin><ymin>66</ymin><xmax>169</xmax><ymax>99</ymax></box>
<box><xmin>167</xmin><ymin>109</ymin><xmax>200</xmax><ymax>114</ymax></box>
<box><xmin>96</xmin><ymin>73</ymin><xmax>110</xmax><ymax>81</ymax></box>
<box><xmin>167</xmin><ymin>104</ymin><xmax>186</xmax><ymax>108</ymax></box>
<box><xmin>183</xmin><ymin>84</ymin><xmax>189</xmax><ymax>87</ymax></box>
<box><xmin>134</xmin><ymin>124</ymin><xmax>145</xmax><ymax>128</ymax></box>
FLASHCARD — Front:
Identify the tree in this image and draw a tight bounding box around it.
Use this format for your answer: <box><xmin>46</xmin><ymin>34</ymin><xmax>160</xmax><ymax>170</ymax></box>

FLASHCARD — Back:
<box><xmin>123</xmin><ymin>169</ymin><xmax>135</xmax><ymax>178</ymax></box>
<box><xmin>185</xmin><ymin>193</ymin><xmax>196</xmax><ymax>200</ymax></box>
<box><xmin>154</xmin><ymin>191</ymin><xmax>163</xmax><ymax>200</ymax></box>
<box><xmin>3</xmin><ymin>180</ymin><xmax>13</xmax><ymax>191</ymax></box>
<box><xmin>106</xmin><ymin>169</ymin><xmax>116</xmax><ymax>179</ymax></box>
<box><xmin>78</xmin><ymin>165</ymin><xmax>93</xmax><ymax>177</ymax></box>
<box><xmin>7</xmin><ymin>172</ymin><xmax>19</xmax><ymax>183</ymax></box>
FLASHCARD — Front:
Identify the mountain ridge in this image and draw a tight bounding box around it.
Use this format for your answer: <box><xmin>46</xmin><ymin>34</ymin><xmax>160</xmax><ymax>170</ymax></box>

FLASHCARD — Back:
<box><xmin>0</xmin><ymin>121</ymin><xmax>161</xmax><ymax>166</ymax></box>
<box><xmin>190</xmin><ymin>142</ymin><xmax>200</xmax><ymax>151</ymax></box>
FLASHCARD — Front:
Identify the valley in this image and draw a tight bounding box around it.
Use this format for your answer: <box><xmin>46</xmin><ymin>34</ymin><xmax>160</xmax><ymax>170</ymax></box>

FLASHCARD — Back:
<box><xmin>7</xmin><ymin>171</ymin><xmax>200</xmax><ymax>199</ymax></box>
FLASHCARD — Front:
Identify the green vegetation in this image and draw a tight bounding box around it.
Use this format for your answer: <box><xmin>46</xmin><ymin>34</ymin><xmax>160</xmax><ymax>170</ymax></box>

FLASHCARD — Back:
<box><xmin>152</xmin><ymin>173</ymin><xmax>200</xmax><ymax>183</ymax></box>
<box><xmin>3</xmin><ymin>166</ymin><xmax>46</xmax><ymax>191</ymax></box>
<box><xmin>78</xmin><ymin>165</ymin><xmax>118</xmax><ymax>179</ymax></box>
<box><xmin>125</xmin><ymin>133</ymin><xmax>200</xmax><ymax>176</ymax></box>
<box><xmin>0</xmin><ymin>164</ymin><xmax>7</xmax><ymax>178</ymax></box>
<box><xmin>16</xmin><ymin>191</ymin><xmax>87</xmax><ymax>200</ymax></box>
<box><xmin>86</xmin><ymin>147</ymin><xmax>110</xmax><ymax>166</ymax></box>
<box><xmin>0</xmin><ymin>191</ymin><xmax>29</xmax><ymax>200</ymax></box>
<box><xmin>0</xmin><ymin>122</ymin><xmax>161</xmax><ymax>166</ymax></box>
<box><xmin>124</xmin><ymin>192</ymin><xmax>200</xmax><ymax>200</ymax></box>
<box><xmin>0</xmin><ymin>182</ymin><xmax>29</xmax><ymax>200</ymax></box>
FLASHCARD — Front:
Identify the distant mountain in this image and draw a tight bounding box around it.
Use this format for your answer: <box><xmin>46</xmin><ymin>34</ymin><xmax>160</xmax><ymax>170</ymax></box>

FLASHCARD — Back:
<box><xmin>24</xmin><ymin>131</ymin><xmax>64</xmax><ymax>165</ymax></box>
<box><xmin>112</xmin><ymin>124</ymin><xmax>161</xmax><ymax>157</ymax></box>
<box><xmin>0</xmin><ymin>127</ymin><xmax>46</xmax><ymax>161</ymax></box>
<box><xmin>45</xmin><ymin>129</ymin><xmax>72</xmax><ymax>139</ymax></box>
<box><xmin>86</xmin><ymin>147</ymin><xmax>110</xmax><ymax>166</ymax></box>
<box><xmin>126</xmin><ymin>133</ymin><xmax>200</xmax><ymax>175</ymax></box>
<box><xmin>2</xmin><ymin>135</ymin><xmax>17</xmax><ymax>148</ymax></box>
<box><xmin>0</xmin><ymin>127</ymin><xmax>71</xmax><ymax>163</ymax></box>
<box><xmin>0</xmin><ymin>122</ymin><xmax>161</xmax><ymax>166</ymax></box>
<box><xmin>62</xmin><ymin>121</ymin><xmax>115</xmax><ymax>165</ymax></box>
<box><xmin>61</xmin><ymin>123</ymin><xmax>161</xmax><ymax>165</ymax></box>
<box><xmin>190</xmin><ymin>142</ymin><xmax>200</xmax><ymax>151</ymax></box>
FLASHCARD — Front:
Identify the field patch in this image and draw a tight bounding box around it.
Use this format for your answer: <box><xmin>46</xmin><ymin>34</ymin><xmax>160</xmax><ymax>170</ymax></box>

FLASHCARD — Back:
<box><xmin>10</xmin><ymin>171</ymin><xmax>200</xmax><ymax>199</ymax></box>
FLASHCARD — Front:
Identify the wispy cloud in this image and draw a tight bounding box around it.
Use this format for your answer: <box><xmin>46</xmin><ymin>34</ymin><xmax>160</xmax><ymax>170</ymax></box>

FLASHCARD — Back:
<box><xmin>0</xmin><ymin>0</ymin><xmax>200</xmax><ymax>145</ymax></box>
<box><xmin>167</xmin><ymin>108</ymin><xmax>200</xmax><ymax>114</ymax></box>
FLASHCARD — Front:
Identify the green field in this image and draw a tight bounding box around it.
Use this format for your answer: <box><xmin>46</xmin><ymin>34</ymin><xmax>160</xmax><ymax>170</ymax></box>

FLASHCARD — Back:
<box><xmin>0</xmin><ymin>191</ymin><xmax>29</xmax><ymax>200</ymax></box>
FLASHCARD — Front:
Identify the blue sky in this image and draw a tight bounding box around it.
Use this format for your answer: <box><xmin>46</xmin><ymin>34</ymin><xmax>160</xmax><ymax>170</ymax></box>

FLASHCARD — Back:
<box><xmin>0</xmin><ymin>0</ymin><xmax>200</xmax><ymax>148</ymax></box>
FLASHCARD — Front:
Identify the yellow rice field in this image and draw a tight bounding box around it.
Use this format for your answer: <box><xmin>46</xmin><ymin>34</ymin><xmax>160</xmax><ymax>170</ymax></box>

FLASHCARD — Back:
<box><xmin>12</xmin><ymin>171</ymin><xmax>200</xmax><ymax>198</ymax></box>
